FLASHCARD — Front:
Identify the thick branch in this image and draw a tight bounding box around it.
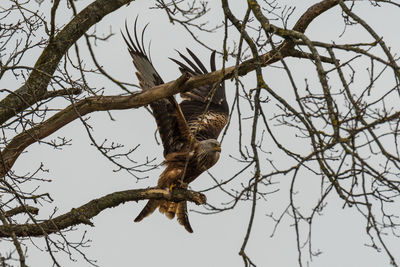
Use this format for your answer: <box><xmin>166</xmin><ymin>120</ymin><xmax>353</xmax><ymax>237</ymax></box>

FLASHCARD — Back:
<box><xmin>0</xmin><ymin>188</ymin><xmax>206</xmax><ymax>238</ymax></box>
<box><xmin>293</xmin><ymin>0</ymin><xmax>343</xmax><ymax>33</ymax></box>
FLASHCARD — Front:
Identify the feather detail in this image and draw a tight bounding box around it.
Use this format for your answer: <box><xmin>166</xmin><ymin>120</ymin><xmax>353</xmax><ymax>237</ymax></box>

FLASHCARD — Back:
<box><xmin>177</xmin><ymin>201</ymin><xmax>193</xmax><ymax>233</ymax></box>
<box><xmin>134</xmin><ymin>199</ymin><xmax>160</xmax><ymax>222</ymax></box>
<box><xmin>159</xmin><ymin>201</ymin><xmax>193</xmax><ymax>233</ymax></box>
<box><xmin>170</xmin><ymin>50</ymin><xmax>229</xmax><ymax>140</ymax></box>
<box><xmin>160</xmin><ymin>201</ymin><xmax>177</xmax><ymax>219</ymax></box>
<box><xmin>158</xmin><ymin>200</ymin><xmax>175</xmax><ymax>219</ymax></box>
<box><xmin>123</xmin><ymin>20</ymin><xmax>194</xmax><ymax>156</ymax></box>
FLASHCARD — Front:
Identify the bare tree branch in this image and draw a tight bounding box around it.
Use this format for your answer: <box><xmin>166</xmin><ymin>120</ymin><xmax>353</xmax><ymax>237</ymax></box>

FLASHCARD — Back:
<box><xmin>0</xmin><ymin>188</ymin><xmax>205</xmax><ymax>238</ymax></box>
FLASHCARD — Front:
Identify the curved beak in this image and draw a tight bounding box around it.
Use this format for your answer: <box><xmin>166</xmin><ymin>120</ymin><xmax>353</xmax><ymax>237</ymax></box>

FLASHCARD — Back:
<box><xmin>215</xmin><ymin>145</ymin><xmax>221</xmax><ymax>152</ymax></box>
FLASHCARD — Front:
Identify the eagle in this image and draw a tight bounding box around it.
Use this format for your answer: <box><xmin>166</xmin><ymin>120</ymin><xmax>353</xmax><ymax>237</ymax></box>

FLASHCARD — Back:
<box><xmin>123</xmin><ymin>22</ymin><xmax>229</xmax><ymax>233</ymax></box>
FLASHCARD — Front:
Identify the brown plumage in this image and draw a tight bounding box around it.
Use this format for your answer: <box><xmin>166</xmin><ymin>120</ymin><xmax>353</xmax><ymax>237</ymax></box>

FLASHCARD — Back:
<box><xmin>122</xmin><ymin>20</ymin><xmax>228</xmax><ymax>233</ymax></box>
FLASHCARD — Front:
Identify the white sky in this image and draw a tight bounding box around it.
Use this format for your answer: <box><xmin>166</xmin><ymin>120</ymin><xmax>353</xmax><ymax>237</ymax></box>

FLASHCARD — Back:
<box><xmin>2</xmin><ymin>0</ymin><xmax>400</xmax><ymax>266</ymax></box>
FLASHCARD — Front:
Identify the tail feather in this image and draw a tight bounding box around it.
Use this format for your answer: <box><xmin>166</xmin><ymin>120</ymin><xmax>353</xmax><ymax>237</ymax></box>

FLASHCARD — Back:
<box><xmin>166</xmin><ymin>202</ymin><xmax>178</xmax><ymax>219</ymax></box>
<box><xmin>134</xmin><ymin>200</ymin><xmax>160</xmax><ymax>222</ymax></box>
<box><xmin>177</xmin><ymin>201</ymin><xmax>193</xmax><ymax>233</ymax></box>
<box><xmin>134</xmin><ymin>199</ymin><xmax>194</xmax><ymax>233</ymax></box>
<box><xmin>159</xmin><ymin>200</ymin><xmax>175</xmax><ymax>219</ymax></box>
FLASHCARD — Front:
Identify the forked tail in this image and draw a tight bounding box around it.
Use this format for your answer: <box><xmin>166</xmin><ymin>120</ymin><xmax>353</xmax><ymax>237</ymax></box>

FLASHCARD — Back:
<box><xmin>135</xmin><ymin>199</ymin><xmax>193</xmax><ymax>233</ymax></box>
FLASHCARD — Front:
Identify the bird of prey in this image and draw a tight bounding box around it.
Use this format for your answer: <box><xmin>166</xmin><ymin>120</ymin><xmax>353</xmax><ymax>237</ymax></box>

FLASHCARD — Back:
<box><xmin>122</xmin><ymin>22</ymin><xmax>229</xmax><ymax>233</ymax></box>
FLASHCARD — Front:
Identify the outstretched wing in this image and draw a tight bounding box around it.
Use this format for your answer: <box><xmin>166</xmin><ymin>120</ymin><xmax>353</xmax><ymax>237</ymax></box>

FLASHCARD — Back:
<box><xmin>122</xmin><ymin>20</ymin><xmax>192</xmax><ymax>156</ymax></box>
<box><xmin>170</xmin><ymin>49</ymin><xmax>229</xmax><ymax>141</ymax></box>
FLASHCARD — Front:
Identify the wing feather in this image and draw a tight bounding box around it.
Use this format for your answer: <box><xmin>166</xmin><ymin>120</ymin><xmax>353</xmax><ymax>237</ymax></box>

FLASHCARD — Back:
<box><xmin>170</xmin><ymin>50</ymin><xmax>229</xmax><ymax>140</ymax></box>
<box><xmin>186</xmin><ymin>48</ymin><xmax>208</xmax><ymax>74</ymax></box>
<box><xmin>210</xmin><ymin>50</ymin><xmax>216</xmax><ymax>72</ymax></box>
<box><xmin>123</xmin><ymin>21</ymin><xmax>193</xmax><ymax>156</ymax></box>
<box><xmin>176</xmin><ymin>50</ymin><xmax>204</xmax><ymax>74</ymax></box>
<box><xmin>169</xmin><ymin>57</ymin><xmax>196</xmax><ymax>76</ymax></box>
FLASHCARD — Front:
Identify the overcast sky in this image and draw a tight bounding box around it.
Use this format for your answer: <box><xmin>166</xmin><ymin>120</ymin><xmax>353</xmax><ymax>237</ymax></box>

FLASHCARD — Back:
<box><xmin>3</xmin><ymin>0</ymin><xmax>400</xmax><ymax>266</ymax></box>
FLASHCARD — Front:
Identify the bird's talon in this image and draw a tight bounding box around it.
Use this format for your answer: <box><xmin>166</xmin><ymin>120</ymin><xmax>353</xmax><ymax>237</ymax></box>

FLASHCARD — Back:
<box><xmin>169</xmin><ymin>184</ymin><xmax>176</xmax><ymax>192</ymax></box>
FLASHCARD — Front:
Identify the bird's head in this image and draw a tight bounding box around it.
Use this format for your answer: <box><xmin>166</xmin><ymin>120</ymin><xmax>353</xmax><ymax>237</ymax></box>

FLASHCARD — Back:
<box><xmin>197</xmin><ymin>139</ymin><xmax>222</xmax><ymax>170</ymax></box>
<box><xmin>200</xmin><ymin>139</ymin><xmax>221</xmax><ymax>153</ymax></box>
